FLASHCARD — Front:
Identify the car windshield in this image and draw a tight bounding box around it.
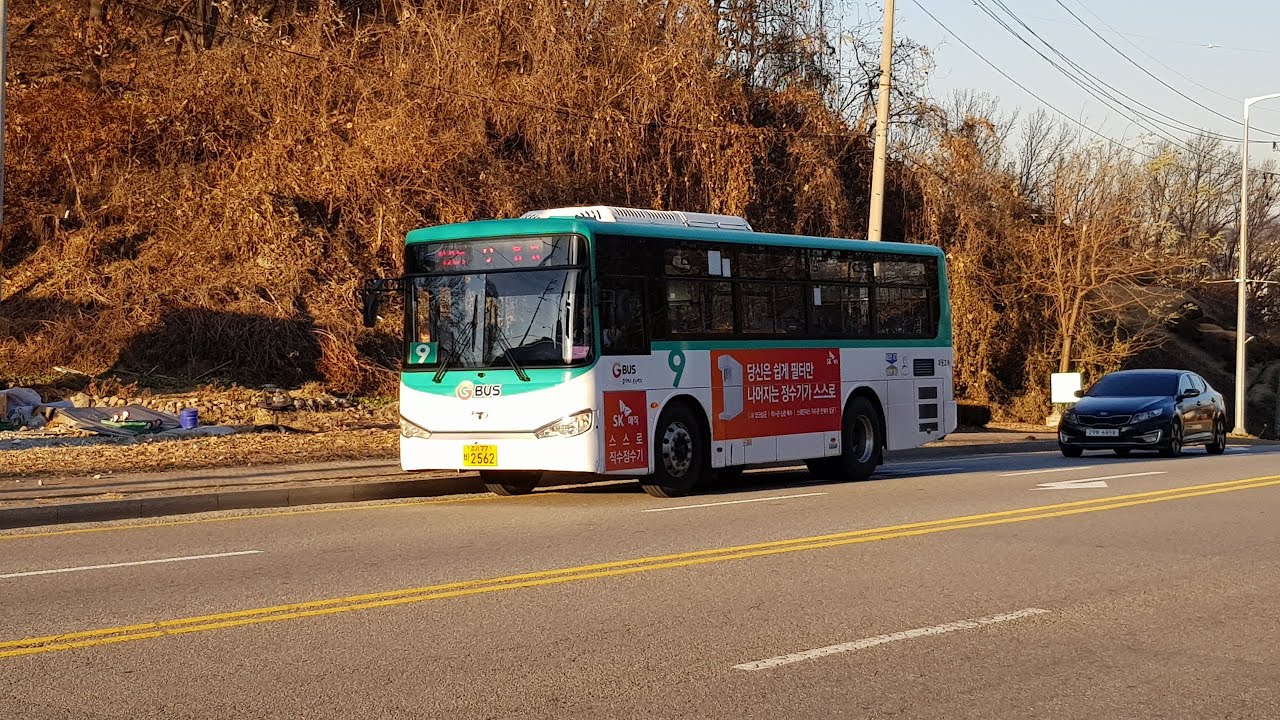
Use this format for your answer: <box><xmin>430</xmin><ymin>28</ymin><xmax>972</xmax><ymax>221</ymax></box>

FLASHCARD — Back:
<box><xmin>408</xmin><ymin>268</ymin><xmax>593</xmax><ymax>371</ymax></box>
<box><xmin>1085</xmin><ymin>373</ymin><xmax>1178</xmax><ymax>397</ymax></box>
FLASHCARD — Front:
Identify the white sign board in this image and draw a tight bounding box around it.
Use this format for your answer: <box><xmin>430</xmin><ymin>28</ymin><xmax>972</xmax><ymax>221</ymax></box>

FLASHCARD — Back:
<box><xmin>1051</xmin><ymin>372</ymin><xmax>1083</xmax><ymax>404</ymax></box>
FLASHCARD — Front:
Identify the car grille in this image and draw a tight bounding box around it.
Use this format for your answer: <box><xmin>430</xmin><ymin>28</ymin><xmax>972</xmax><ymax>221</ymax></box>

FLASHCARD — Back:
<box><xmin>1077</xmin><ymin>414</ymin><xmax>1132</xmax><ymax>427</ymax></box>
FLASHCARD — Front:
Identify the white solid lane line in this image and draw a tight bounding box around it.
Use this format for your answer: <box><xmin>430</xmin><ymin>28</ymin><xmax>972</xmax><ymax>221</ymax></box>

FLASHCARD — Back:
<box><xmin>733</xmin><ymin>608</ymin><xmax>1050</xmax><ymax>671</ymax></box>
<box><xmin>1066</xmin><ymin>471</ymin><xmax>1166</xmax><ymax>483</ymax></box>
<box><xmin>1034</xmin><ymin>471</ymin><xmax>1166</xmax><ymax>491</ymax></box>
<box><xmin>1000</xmin><ymin>466</ymin><xmax>1090</xmax><ymax>477</ymax></box>
<box><xmin>0</xmin><ymin>551</ymin><xmax>263</xmax><ymax>580</ymax></box>
<box><xmin>642</xmin><ymin>492</ymin><xmax>827</xmax><ymax>513</ymax></box>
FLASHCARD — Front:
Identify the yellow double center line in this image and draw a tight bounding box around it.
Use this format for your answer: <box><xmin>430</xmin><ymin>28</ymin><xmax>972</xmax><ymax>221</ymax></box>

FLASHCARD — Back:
<box><xmin>3</xmin><ymin>474</ymin><xmax>1278</xmax><ymax>660</ymax></box>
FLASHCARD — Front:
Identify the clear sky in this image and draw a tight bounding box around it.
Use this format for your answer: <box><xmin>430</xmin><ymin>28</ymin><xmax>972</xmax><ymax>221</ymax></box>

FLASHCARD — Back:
<box><xmin>877</xmin><ymin>0</ymin><xmax>1280</xmax><ymax>152</ymax></box>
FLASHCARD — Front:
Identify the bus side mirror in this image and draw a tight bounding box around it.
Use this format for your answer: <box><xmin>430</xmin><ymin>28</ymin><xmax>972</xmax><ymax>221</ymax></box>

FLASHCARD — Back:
<box><xmin>360</xmin><ymin>285</ymin><xmax>381</xmax><ymax>328</ymax></box>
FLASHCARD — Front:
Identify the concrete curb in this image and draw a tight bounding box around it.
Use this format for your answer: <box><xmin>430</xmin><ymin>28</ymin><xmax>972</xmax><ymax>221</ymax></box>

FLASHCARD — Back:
<box><xmin>0</xmin><ymin>436</ymin><xmax>1106</xmax><ymax>531</ymax></box>
<box><xmin>0</xmin><ymin>475</ymin><xmax>486</xmax><ymax>531</ymax></box>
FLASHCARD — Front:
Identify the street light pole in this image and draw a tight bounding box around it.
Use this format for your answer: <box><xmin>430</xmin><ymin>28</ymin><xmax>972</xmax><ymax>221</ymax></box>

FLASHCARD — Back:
<box><xmin>867</xmin><ymin>0</ymin><xmax>895</xmax><ymax>242</ymax></box>
<box><xmin>1233</xmin><ymin>92</ymin><xmax>1280</xmax><ymax>436</ymax></box>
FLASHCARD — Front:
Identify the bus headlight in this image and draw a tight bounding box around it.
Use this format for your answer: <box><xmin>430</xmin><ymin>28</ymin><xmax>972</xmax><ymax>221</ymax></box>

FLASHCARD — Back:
<box><xmin>400</xmin><ymin>416</ymin><xmax>432</xmax><ymax>439</ymax></box>
<box><xmin>535</xmin><ymin>410</ymin><xmax>594</xmax><ymax>439</ymax></box>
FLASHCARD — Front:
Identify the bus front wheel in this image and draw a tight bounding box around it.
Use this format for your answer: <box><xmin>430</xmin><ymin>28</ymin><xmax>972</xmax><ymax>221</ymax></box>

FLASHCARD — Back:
<box><xmin>642</xmin><ymin>403</ymin><xmax>708</xmax><ymax>498</ymax></box>
<box><xmin>481</xmin><ymin>470</ymin><xmax>541</xmax><ymax>496</ymax></box>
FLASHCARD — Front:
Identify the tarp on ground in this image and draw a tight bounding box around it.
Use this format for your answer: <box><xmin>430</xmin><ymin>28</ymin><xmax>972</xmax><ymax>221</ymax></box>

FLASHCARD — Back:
<box><xmin>47</xmin><ymin>406</ymin><xmax>182</xmax><ymax>437</ymax></box>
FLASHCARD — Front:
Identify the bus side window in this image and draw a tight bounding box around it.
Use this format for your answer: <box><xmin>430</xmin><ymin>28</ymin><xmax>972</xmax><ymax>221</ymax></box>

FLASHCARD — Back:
<box><xmin>600</xmin><ymin>276</ymin><xmax>647</xmax><ymax>355</ymax></box>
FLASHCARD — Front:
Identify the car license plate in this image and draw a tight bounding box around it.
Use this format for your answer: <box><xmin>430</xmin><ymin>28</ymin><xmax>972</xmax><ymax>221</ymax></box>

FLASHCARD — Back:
<box><xmin>1086</xmin><ymin>429</ymin><xmax>1120</xmax><ymax>438</ymax></box>
<box><xmin>463</xmin><ymin>444</ymin><xmax>498</xmax><ymax>467</ymax></box>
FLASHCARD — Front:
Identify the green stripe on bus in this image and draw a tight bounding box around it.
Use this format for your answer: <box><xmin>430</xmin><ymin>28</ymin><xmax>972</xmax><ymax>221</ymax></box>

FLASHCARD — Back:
<box><xmin>651</xmin><ymin>338</ymin><xmax>951</xmax><ymax>351</ymax></box>
<box><xmin>401</xmin><ymin>366</ymin><xmax>594</xmax><ymax>396</ymax></box>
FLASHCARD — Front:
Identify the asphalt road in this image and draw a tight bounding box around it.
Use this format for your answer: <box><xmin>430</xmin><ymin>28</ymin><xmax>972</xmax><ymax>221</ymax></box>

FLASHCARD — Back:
<box><xmin>2</xmin><ymin>443</ymin><xmax>1279</xmax><ymax>719</ymax></box>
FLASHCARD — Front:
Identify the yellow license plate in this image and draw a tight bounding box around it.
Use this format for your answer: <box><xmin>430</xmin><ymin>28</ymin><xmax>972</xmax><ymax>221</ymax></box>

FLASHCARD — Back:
<box><xmin>463</xmin><ymin>444</ymin><xmax>498</xmax><ymax>467</ymax></box>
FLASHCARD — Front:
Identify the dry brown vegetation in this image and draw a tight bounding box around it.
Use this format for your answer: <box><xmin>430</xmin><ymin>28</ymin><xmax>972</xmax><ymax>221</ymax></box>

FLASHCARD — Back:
<box><xmin>3</xmin><ymin>1</ymin><xmax>1280</xmax><ymax>430</ymax></box>
<box><xmin>3</xmin><ymin>0</ymin><xmax>917</xmax><ymax>394</ymax></box>
<box><xmin>907</xmin><ymin>95</ymin><xmax>1280</xmax><ymax>426</ymax></box>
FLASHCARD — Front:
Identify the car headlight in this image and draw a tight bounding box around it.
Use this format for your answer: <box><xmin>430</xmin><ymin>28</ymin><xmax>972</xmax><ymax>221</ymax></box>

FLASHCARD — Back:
<box><xmin>535</xmin><ymin>410</ymin><xmax>594</xmax><ymax>439</ymax></box>
<box><xmin>400</xmin><ymin>416</ymin><xmax>432</xmax><ymax>439</ymax></box>
<box><xmin>1131</xmin><ymin>408</ymin><xmax>1165</xmax><ymax>423</ymax></box>
<box><xmin>1063</xmin><ymin>410</ymin><xmax>1078</xmax><ymax>425</ymax></box>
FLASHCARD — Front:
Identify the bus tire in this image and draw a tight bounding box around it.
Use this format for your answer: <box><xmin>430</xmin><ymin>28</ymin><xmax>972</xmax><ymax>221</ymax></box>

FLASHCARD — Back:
<box><xmin>642</xmin><ymin>403</ymin><xmax>708</xmax><ymax>498</ymax></box>
<box><xmin>804</xmin><ymin>458</ymin><xmax>839</xmax><ymax>479</ymax></box>
<box><xmin>833</xmin><ymin>396</ymin><xmax>883</xmax><ymax>482</ymax></box>
<box><xmin>480</xmin><ymin>471</ymin><xmax>541</xmax><ymax>496</ymax></box>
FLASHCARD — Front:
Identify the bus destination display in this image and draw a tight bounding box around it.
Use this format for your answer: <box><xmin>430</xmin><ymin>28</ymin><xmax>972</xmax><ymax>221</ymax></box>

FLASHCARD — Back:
<box><xmin>416</xmin><ymin>235</ymin><xmax>582</xmax><ymax>272</ymax></box>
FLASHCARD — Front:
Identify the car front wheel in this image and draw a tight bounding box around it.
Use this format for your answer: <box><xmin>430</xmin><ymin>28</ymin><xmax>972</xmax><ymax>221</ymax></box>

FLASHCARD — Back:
<box><xmin>1159</xmin><ymin>418</ymin><xmax>1183</xmax><ymax>458</ymax></box>
<box><xmin>1060</xmin><ymin>444</ymin><xmax>1083</xmax><ymax>458</ymax></box>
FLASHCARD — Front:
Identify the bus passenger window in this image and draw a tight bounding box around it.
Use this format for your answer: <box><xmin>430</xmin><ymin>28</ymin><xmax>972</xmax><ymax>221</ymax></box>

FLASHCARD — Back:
<box><xmin>876</xmin><ymin>286</ymin><xmax>931</xmax><ymax>337</ymax></box>
<box><xmin>600</xmin><ymin>277</ymin><xmax>646</xmax><ymax>355</ymax></box>
<box><xmin>666</xmin><ymin>279</ymin><xmax>733</xmax><ymax>336</ymax></box>
<box><xmin>741</xmin><ymin>284</ymin><xmax>805</xmax><ymax>335</ymax></box>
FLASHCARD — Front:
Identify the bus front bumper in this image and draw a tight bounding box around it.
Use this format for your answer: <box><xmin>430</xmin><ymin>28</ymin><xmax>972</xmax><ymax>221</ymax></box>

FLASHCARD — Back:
<box><xmin>400</xmin><ymin>430</ymin><xmax>602</xmax><ymax>474</ymax></box>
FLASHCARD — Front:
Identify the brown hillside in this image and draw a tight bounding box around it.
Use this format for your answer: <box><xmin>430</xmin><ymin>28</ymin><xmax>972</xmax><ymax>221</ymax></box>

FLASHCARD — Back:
<box><xmin>1</xmin><ymin>1</ymin><xmax>884</xmax><ymax>394</ymax></box>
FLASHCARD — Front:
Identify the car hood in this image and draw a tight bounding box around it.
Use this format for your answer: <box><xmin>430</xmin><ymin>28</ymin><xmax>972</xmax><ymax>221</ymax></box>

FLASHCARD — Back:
<box><xmin>1073</xmin><ymin>396</ymin><xmax>1168</xmax><ymax>415</ymax></box>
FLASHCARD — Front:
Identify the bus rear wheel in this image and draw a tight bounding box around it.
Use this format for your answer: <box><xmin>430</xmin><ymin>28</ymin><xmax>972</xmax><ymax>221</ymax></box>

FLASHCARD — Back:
<box><xmin>480</xmin><ymin>471</ymin><xmax>541</xmax><ymax>496</ymax></box>
<box><xmin>832</xmin><ymin>396</ymin><xmax>883</xmax><ymax>482</ymax></box>
<box><xmin>642</xmin><ymin>403</ymin><xmax>708</xmax><ymax>498</ymax></box>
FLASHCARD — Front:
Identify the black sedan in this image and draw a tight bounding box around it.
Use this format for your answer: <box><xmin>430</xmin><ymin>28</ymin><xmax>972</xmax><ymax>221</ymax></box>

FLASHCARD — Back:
<box><xmin>1058</xmin><ymin>369</ymin><xmax>1228</xmax><ymax>458</ymax></box>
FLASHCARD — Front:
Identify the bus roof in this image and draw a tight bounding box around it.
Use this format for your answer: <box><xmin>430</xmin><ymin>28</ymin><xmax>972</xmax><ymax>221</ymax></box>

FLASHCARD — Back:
<box><xmin>405</xmin><ymin>216</ymin><xmax>943</xmax><ymax>257</ymax></box>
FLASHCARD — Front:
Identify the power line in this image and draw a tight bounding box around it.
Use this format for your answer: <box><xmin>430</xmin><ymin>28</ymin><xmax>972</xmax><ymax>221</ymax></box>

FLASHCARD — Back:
<box><xmin>908</xmin><ymin>0</ymin><xmax>1155</xmax><ymax>156</ymax></box>
<box><xmin>973</xmin><ymin>0</ymin><xmax>1242</xmax><ymax>149</ymax></box>
<box><xmin>1065</xmin><ymin>0</ymin><xmax>1280</xmax><ymax>119</ymax></box>
<box><xmin>1051</xmin><ymin>0</ymin><xmax>1280</xmax><ymax>140</ymax></box>
<box><xmin>1019</xmin><ymin>12</ymin><xmax>1280</xmax><ymax>56</ymax></box>
<box><xmin>972</xmin><ymin>0</ymin><xmax>1193</xmax><ymax>148</ymax></box>
<box><xmin>907</xmin><ymin>0</ymin><xmax>1243</xmax><ymax>177</ymax></box>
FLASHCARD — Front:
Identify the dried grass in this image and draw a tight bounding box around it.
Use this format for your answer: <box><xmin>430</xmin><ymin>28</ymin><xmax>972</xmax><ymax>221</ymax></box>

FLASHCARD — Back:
<box><xmin>1</xmin><ymin>428</ymin><xmax>397</xmax><ymax>479</ymax></box>
<box><xmin>3</xmin><ymin>1</ymin><xmax>877</xmax><ymax>395</ymax></box>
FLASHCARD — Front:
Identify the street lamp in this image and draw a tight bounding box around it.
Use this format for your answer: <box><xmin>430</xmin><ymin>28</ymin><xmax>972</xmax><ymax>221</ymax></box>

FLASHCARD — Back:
<box><xmin>1233</xmin><ymin>92</ymin><xmax>1280</xmax><ymax>436</ymax></box>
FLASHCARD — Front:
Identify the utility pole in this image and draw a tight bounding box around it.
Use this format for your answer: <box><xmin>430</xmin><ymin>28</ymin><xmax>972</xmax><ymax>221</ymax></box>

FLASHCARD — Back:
<box><xmin>1234</xmin><ymin>92</ymin><xmax>1280</xmax><ymax>436</ymax></box>
<box><xmin>867</xmin><ymin>0</ymin><xmax>894</xmax><ymax>242</ymax></box>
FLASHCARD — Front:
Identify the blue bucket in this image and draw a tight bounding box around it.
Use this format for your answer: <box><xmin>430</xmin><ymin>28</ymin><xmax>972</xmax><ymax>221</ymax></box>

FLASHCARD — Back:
<box><xmin>179</xmin><ymin>408</ymin><xmax>199</xmax><ymax>430</ymax></box>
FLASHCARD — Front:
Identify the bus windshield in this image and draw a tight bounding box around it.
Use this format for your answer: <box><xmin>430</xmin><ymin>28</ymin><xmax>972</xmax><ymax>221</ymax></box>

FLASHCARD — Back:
<box><xmin>406</xmin><ymin>236</ymin><xmax>593</xmax><ymax>372</ymax></box>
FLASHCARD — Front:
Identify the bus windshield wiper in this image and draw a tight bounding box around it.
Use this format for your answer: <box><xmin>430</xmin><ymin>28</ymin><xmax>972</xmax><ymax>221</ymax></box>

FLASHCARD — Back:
<box><xmin>433</xmin><ymin>295</ymin><xmax>479</xmax><ymax>383</ymax></box>
<box><xmin>432</xmin><ymin>344</ymin><xmax>460</xmax><ymax>384</ymax></box>
<box><xmin>490</xmin><ymin>324</ymin><xmax>532</xmax><ymax>382</ymax></box>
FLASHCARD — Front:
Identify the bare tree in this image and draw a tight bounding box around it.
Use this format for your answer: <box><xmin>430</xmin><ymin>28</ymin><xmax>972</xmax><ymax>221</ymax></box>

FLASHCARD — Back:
<box><xmin>1018</xmin><ymin>146</ymin><xmax>1176</xmax><ymax>377</ymax></box>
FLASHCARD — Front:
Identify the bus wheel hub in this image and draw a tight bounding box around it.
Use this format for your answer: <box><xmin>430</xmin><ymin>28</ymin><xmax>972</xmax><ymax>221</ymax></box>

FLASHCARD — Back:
<box><xmin>662</xmin><ymin>423</ymin><xmax>693</xmax><ymax>477</ymax></box>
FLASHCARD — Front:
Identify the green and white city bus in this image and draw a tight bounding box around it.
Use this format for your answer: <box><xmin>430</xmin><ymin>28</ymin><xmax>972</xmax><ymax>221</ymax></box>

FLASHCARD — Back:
<box><xmin>362</xmin><ymin>206</ymin><xmax>955</xmax><ymax>498</ymax></box>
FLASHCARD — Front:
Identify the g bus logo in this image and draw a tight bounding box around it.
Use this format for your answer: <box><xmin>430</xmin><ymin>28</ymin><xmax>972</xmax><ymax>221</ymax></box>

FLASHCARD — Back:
<box><xmin>456</xmin><ymin>380</ymin><xmax>502</xmax><ymax>400</ymax></box>
<box><xmin>612</xmin><ymin>362</ymin><xmax>637</xmax><ymax>379</ymax></box>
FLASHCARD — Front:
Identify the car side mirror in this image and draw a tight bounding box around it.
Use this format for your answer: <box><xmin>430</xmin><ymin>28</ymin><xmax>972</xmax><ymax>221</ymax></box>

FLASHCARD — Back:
<box><xmin>1180</xmin><ymin>388</ymin><xmax>1200</xmax><ymax>400</ymax></box>
<box><xmin>1072</xmin><ymin>389</ymin><xmax>1083</xmax><ymax>399</ymax></box>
